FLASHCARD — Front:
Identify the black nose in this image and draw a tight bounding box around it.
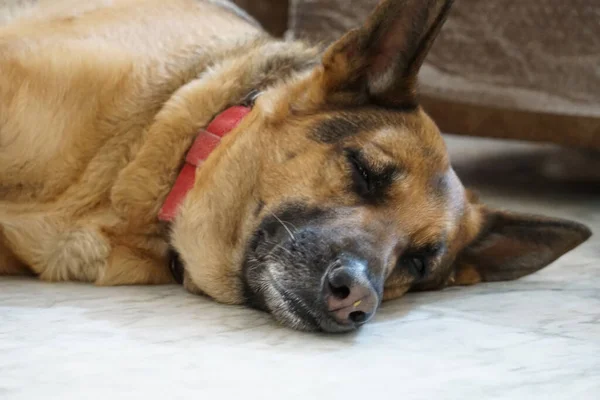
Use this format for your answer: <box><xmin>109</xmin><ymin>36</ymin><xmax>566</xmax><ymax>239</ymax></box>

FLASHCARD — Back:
<box><xmin>322</xmin><ymin>258</ymin><xmax>378</xmax><ymax>329</ymax></box>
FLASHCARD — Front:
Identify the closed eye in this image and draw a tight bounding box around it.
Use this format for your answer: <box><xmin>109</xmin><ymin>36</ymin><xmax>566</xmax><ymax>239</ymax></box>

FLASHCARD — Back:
<box><xmin>345</xmin><ymin>148</ymin><xmax>398</xmax><ymax>203</ymax></box>
<box><xmin>399</xmin><ymin>255</ymin><xmax>428</xmax><ymax>280</ymax></box>
<box><xmin>399</xmin><ymin>242</ymin><xmax>445</xmax><ymax>281</ymax></box>
<box><xmin>347</xmin><ymin>150</ymin><xmax>371</xmax><ymax>196</ymax></box>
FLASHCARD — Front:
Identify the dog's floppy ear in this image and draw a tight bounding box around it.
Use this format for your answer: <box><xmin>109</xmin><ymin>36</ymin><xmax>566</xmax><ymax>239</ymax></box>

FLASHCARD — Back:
<box><xmin>318</xmin><ymin>0</ymin><xmax>453</xmax><ymax>108</ymax></box>
<box><xmin>452</xmin><ymin>207</ymin><xmax>592</xmax><ymax>285</ymax></box>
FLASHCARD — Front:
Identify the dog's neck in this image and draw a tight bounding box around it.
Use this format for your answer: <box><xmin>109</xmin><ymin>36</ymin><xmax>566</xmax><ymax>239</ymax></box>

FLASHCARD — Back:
<box><xmin>163</xmin><ymin>90</ymin><xmax>260</xmax><ymax>283</ymax></box>
<box><xmin>159</xmin><ymin>41</ymin><xmax>321</xmax><ymax>286</ymax></box>
<box><xmin>159</xmin><ymin>90</ymin><xmax>260</xmax><ymax>223</ymax></box>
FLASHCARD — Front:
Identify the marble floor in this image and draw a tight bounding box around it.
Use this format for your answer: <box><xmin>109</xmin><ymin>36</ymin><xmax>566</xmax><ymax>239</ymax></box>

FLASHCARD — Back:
<box><xmin>1</xmin><ymin>135</ymin><xmax>599</xmax><ymax>400</ymax></box>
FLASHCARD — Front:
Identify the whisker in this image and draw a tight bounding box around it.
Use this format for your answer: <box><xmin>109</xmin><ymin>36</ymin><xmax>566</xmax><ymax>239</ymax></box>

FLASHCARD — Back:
<box><xmin>273</xmin><ymin>243</ymin><xmax>294</xmax><ymax>258</ymax></box>
<box><xmin>266</xmin><ymin>207</ymin><xmax>296</xmax><ymax>241</ymax></box>
<box><xmin>280</xmin><ymin>219</ymin><xmax>299</xmax><ymax>233</ymax></box>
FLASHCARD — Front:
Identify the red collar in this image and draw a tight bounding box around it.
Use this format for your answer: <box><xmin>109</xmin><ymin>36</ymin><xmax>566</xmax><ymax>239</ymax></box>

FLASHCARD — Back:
<box><xmin>158</xmin><ymin>105</ymin><xmax>252</xmax><ymax>222</ymax></box>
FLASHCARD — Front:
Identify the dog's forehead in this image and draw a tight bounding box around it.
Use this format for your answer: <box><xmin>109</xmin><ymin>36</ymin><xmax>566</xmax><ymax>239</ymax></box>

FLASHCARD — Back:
<box><xmin>304</xmin><ymin>106</ymin><xmax>464</xmax><ymax>231</ymax></box>
<box><xmin>310</xmin><ymin>107</ymin><xmax>447</xmax><ymax>161</ymax></box>
<box><xmin>311</xmin><ymin>107</ymin><xmax>406</xmax><ymax>143</ymax></box>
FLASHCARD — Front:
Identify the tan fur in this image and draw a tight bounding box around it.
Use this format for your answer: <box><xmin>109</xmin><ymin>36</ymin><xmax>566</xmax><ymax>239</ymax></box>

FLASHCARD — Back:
<box><xmin>0</xmin><ymin>0</ymin><xmax>277</xmax><ymax>283</ymax></box>
<box><xmin>0</xmin><ymin>0</ymin><xmax>590</xmax><ymax>320</ymax></box>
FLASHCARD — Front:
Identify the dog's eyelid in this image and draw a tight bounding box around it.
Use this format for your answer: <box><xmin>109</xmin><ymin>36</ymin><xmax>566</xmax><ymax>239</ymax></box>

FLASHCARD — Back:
<box><xmin>344</xmin><ymin>148</ymin><xmax>391</xmax><ymax>175</ymax></box>
<box><xmin>344</xmin><ymin>147</ymin><xmax>366</xmax><ymax>162</ymax></box>
<box><xmin>344</xmin><ymin>147</ymin><xmax>399</xmax><ymax>204</ymax></box>
<box><xmin>406</xmin><ymin>241</ymin><xmax>445</xmax><ymax>259</ymax></box>
<box><xmin>346</xmin><ymin>149</ymin><xmax>372</xmax><ymax>195</ymax></box>
<box><xmin>399</xmin><ymin>241</ymin><xmax>445</xmax><ymax>280</ymax></box>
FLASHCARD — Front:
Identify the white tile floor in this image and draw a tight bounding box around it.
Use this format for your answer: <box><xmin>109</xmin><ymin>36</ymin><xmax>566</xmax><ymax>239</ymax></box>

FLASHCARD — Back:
<box><xmin>1</xmin><ymin>136</ymin><xmax>599</xmax><ymax>400</ymax></box>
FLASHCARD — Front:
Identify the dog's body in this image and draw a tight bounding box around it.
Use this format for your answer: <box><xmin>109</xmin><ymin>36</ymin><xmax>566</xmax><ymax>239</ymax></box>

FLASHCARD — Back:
<box><xmin>0</xmin><ymin>0</ymin><xmax>591</xmax><ymax>331</ymax></box>
<box><xmin>0</xmin><ymin>0</ymin><xmax>302</xmax><ymax>284</ymax></box>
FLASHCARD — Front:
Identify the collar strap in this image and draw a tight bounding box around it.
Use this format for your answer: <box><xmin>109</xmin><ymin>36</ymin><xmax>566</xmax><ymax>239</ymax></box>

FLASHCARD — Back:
<box><xmin>162</xmin><ymin>92</ymin><xmax>259</xmax><ymax>285</ymax></box>
<box><xmin>158</xmin><ymin>98</ymin><xmax>257</xmax><ymax>222</ymax></box>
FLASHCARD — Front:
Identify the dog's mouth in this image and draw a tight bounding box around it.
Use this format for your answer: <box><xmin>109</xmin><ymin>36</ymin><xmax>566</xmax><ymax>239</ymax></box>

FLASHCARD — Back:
<box><xmin>253</xmin><ymin>262</ymin><xmax>323</xmax><ymax>331</ymax></box>
<box><xmin>242</xmin><ymin>230</ymin><xmax>324</xmax><ymax>331</ymax></box>
<box><xmin>168</xmin><ymin>248</ymin><xmax>186</xmax><ymax>285</ymax></box>
<box><xmin>242</xmin><ymin>226</ymin><xmax>383</xmax><ymax>333</ymax></box>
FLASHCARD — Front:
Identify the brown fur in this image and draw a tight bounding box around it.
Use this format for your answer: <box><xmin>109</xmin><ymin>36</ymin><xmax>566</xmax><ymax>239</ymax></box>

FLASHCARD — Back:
<box><xmin>0</xmin><ymin>0</ymin><xmax>591</xmax><ymax>330</ymax></box>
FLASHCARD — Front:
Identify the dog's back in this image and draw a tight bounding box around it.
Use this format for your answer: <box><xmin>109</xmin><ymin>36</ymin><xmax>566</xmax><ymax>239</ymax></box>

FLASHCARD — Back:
<box><xmin>0</xmin><ymin>0</ymin><xmax>263</xmax><ymax>203</ymax></box>
<box><xmin>0</xmin><ymin>0</ymin><xmax>265</xmax><ymax>277</ymax></box>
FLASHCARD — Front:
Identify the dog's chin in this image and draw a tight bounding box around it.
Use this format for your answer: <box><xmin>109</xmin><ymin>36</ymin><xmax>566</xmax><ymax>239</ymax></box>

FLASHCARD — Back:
<box><xmin>244</xmin><ymin>260</ymin><xmax>317</xmax><ymax>331</ymax></box>
<box><xmin>263</xmin><ymin>287</ymin><xmax>322</xmax><ymax>332</ymax></box>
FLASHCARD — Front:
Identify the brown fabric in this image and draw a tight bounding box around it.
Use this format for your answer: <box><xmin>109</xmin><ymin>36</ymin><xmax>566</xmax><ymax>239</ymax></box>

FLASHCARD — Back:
<box><xmin>283</xmin><ymin>0</ymin><xmax>600</xmax><ymax>150</ymax></box>
<box><xmin>231</xmin><ymin>0</ymin><xmax>288</xmax><ymax>36</ymax></box>
<box><xmin>421</xmin><ymin>97</ymin><xmax>600</xmax><ymax>149</ymax></box>
<box><xmin>421</xmin><ymin>1</ymin><xmax>600</xmax><ymax>117</ymax></box>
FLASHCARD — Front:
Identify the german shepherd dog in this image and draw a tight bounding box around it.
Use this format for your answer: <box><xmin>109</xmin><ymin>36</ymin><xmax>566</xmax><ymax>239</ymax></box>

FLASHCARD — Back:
<box><xmin>0</xmin><ymin>0</ymin><xmax>591</xmax><ymax>332</ymax></box>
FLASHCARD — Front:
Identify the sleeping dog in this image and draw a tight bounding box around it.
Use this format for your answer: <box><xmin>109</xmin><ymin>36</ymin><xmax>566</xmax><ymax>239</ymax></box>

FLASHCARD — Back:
<box><xmin>0</xmin><ymin>0</ymin><xmax>591</xmax><ymax>332</ymax></box>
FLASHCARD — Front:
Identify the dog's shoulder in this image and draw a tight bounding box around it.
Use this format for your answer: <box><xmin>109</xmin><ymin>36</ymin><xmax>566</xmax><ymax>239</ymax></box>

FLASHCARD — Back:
<box><xmin>0</xmin><ymin>0</ymin><xmax>320</xmax><ymax>282</ymax></box>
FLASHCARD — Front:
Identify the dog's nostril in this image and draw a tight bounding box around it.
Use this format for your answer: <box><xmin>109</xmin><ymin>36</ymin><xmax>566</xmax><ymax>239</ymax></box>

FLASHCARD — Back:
<box><xmin>323</xmin><ymin>259</ymin><xmax>378</xmax><ymax>329</ymax></box>
<box><xmin>329</xmin><ymin>282</ymin><xmax>350</xmax><ymax>299</ymax></box>
<box><xmin>349</xmin><ymin>311</ymin><xmax>367</xmax><ymax>324</ymax></box>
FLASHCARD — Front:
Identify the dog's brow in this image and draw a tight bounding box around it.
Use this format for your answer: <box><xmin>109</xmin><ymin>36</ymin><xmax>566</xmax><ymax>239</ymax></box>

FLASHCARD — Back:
<box><xmin>311</xmin><ymin>111</ymin><xmax>391</xmax><ymax>143</ymax></box>
<box><xmin>370</xmin><ymin>140</ymin><xmax>398</xmax><ymax>160</ymax></box>
<box><xmin>312</xmin><ymin>116</ymin><xmax>364</xmax><ymax>143</ymax></box>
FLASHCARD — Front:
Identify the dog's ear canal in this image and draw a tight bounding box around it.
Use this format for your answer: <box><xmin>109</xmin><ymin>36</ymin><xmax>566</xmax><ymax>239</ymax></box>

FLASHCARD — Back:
<box><xmin>319</xmin><ymin>0</ymin><xmax>454</xmax><ymax>108</ymax></box>
<box><xmin>451</xmin><ymin>207</ymin><xmax>592</xmax><ymax>285</ymax></box>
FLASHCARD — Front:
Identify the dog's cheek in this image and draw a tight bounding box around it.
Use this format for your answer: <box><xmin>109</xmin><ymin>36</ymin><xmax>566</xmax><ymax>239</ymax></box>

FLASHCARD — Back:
<box><xmin>171</xmin><ymin>211</ymin><xmax>246</xmax><ymax>305</ymax></box>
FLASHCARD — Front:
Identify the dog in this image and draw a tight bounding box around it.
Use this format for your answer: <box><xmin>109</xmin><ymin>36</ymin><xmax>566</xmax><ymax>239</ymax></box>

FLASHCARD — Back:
<box><xmin>0</xmin><ymin>0</ymin><xmax>591</xmax><ymax>332</ymax></box>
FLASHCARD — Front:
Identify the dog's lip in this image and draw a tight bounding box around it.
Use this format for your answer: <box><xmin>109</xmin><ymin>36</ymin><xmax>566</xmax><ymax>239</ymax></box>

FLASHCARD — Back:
<box><xmin>263</xmin><ymin>264</ymin><xmax>321</xmax><ymax>330</ymax></box>
<box><xmin>258</xmin><ymin>261</ymin><xmax>359</xmax><ymax>333</ymax></box>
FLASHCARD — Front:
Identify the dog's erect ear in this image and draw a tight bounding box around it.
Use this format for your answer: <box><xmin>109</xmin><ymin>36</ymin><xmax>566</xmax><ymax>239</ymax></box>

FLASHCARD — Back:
<box><xmin>452</xmin><ymin>207</ymin><xmax>591</xmax><ymax>285</ymax></box>
<box><xmin>319</xmin><ymin>0</ymin><xmax>453</xmax><ymax>108</ymax></box>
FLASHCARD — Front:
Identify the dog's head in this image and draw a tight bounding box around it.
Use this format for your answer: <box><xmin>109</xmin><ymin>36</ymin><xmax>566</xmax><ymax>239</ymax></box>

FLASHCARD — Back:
<box><xmin>171</xmin><ymin>0</ymin><xmax>591</xmax><ymax>331</ymax></box>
